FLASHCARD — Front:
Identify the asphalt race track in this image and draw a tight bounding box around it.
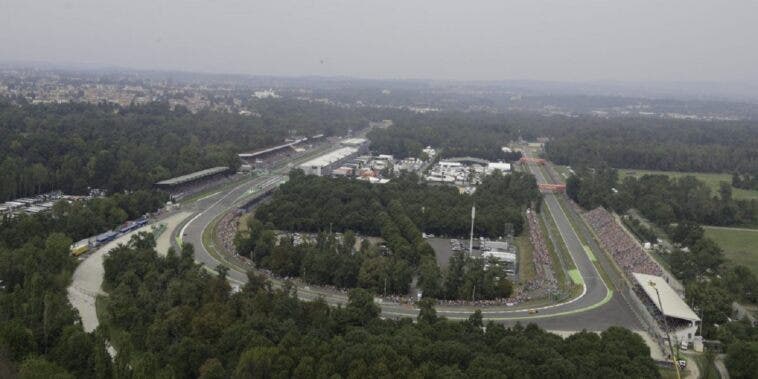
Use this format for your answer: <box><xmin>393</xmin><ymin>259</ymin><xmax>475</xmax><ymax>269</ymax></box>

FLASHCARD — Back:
<box><xmin>174</xmin><ymin>146</ymin><xmax>642</xmax><ymax>331</ymax></box>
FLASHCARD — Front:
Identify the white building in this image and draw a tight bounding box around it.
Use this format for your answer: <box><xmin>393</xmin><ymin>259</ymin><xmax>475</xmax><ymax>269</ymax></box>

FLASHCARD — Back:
<box><xmin>486</xmin><ymin>162</ymin><xmax>511</xmax><ymax>174</ymax></box>
<box><xmin>438</xmin><ymin>161</ymin><xmax>463</xmax><ymax>169</ymax></box>
<box><xmin>340</xmin><ymin>138</ymin><xmax>368</xmax><ymax>147</ymax></box>
<box><xmin>299</xmin><ymin>147</ymin><xmax>359</xmax><ymax>176</ymax></box>
<box><xmin>422</xmin><ymin>146</ymin><xmax>437</xmax><ymax>158</ymax></box>
<box><xmin>481</xmin><ymin>251</ymin><xmax>517</xmax><ymax>264</ymax></box>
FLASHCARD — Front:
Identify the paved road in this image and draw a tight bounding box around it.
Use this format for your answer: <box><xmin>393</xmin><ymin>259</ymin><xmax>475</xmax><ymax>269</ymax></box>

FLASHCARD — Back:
<box><xmin>715</xmin><ymin>354</ymin><xmax>730</xmax><ymax>379</ymax></box>
<box><xmin>175</xmin><ymin>146</ymin><xmax>641</xmax><ymax>330</ymax></box>
<box><xmin>67</xmin><ymin>224</ymin><xmax>153</xmax><ymax>333</ymax></box>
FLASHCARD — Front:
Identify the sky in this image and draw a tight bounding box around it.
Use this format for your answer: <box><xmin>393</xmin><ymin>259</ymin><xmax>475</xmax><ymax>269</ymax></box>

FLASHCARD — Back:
<box><xmin>1</xmin><ymin>0</ymin><xmax>757</xmax><ymax>83</ymax></box>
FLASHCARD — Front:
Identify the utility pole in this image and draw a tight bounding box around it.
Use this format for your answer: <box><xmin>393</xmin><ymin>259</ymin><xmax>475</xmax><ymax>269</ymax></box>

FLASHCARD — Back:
<box><xmin>421</xmin><ymin>206</ymin><xmax>426</xmax><ymax>236</ymax></box>
<box><xmin>650</xmin><ymin>281</ymin><xmax>681</xmax><ymax>379</ymax></box>
<box><xmin>469</xmin><ymin>203</ymin><xmax>476</xmax><ymax>256</ymax></box>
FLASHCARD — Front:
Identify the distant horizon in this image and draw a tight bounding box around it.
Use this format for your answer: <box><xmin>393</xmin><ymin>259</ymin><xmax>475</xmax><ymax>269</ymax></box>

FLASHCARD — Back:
<box><xmin>5</xmin><ymin>58</ymin><xmax>758</xmax><ymax>87</ymax></box>
<box><xmin>4</xmin><ymin>59</ymin><xmax>758</xmax><ymax>104</ymax></box>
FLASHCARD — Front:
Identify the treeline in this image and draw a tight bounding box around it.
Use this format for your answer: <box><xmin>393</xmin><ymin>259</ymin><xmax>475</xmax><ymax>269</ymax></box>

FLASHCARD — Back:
<box><xmin>542</xmin><ymin>116</ymin><xmax>758</xmax><ymax>173</ymax></box>
<box><xmin>96</xmin><ymin>237</ymin><xmax>660</xmax><ymax>378</ymax></box>
<box><xmin>0</xmin><ymin>191</ymin><xmax>165</xmax><ymax>378</ymax></box>
<box><xmin>567</xmin><ymin>168</ymin><xmax>757</xmax><ymax>227</ymax></box>
<box><xmin>368</xmin><ymin>111</ymin><xmax>758</xmax><ymax>174</ymax></box>
<box><xmin>0</xmin><ymin>98</ymin><xmax>374</xmax><ymax>202</ymax></box>
<box><xmin>256</xmin><ymin>170</ymin><xmax>540</xmax><ymax>239</ymax></box>
<box><xmin>367</xmin><ymin>111</ymin><xmax>524</xmax><ymax>161</ymax></box>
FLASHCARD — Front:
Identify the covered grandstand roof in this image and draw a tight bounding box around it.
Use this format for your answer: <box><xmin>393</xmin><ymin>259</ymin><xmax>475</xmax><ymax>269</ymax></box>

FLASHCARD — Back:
<box><xmin>633</xmin><ymin>273</ymin><xmax>700</xmax><ymax>322</ymax></box>
<box><xmin>238</xmin><ymin>138</ymin><xmax>307</xmax><ymax>159</ymax></box>
<box><xmin>299</xmin><ymin>147</ymin><xmax>358</xmax><ymax>168</ymax></box>
<box><xmin>155</xmin><ymin>167</ymin><xmax>229</xmax><ymax>186</ymax></box>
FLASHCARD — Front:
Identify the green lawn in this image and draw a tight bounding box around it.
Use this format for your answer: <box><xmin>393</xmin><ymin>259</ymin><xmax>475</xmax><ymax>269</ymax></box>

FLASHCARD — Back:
<box><xmin>704</xmin><ymin>226</ymin><xmax>758</xmax><ymax>275</ymax></box>
<box><xmin>617</xmin><ymin>169</ymin><xmax>758</xmax><ymax>201</ymax></box>
<box><xmin>514</xmin><ymin>234</ymin><xmax>536</xmax><ymax>284</ymax></box>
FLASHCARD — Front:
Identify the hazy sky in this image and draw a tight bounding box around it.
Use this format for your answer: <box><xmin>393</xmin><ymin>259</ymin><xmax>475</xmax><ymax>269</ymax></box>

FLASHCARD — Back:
<box><xmin>2</xmin><ymin>0</ymin><xmax>757</xmax><ymax>82</ymax></box>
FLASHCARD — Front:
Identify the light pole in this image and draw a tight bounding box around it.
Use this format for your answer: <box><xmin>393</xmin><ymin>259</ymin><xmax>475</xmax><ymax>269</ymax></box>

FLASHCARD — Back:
<box><xmin>650</xmin><ymin>281</ymin><xmax>681</xmax><ymax>379</ymax></box>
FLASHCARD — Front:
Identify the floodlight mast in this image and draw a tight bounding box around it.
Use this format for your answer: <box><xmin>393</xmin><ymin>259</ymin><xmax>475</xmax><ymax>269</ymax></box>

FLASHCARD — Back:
<box><xmin>650</xmin><ymin>281</ymin><xmax>681</xmax><ymax>379</ymax></box>
<box><xmin>469</xmin><ymin>204</ymin><xmax>476</xmax><ymax>255</ymax></box>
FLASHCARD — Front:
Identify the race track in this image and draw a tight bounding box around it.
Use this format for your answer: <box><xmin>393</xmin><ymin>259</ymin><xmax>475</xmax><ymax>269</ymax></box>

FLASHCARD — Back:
<box><xmin>175</xmin><ymin>146</ymin><xmax>642</xmax><ymax>330</ymax></box>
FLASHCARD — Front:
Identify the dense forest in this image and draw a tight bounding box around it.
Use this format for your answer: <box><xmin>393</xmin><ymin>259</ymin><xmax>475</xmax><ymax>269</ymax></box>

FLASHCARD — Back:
<box><xmin>234</xmin><ymin>219</ymin><xmax>513</xmax><ymax>300</ymax></box>
<box><xmin>367</xmin><ymin>112</ymin><xmax>524</xmax><ymax>161</ymax></box>
<box><xmin>542</xmin><ymin>116</ymin><xmax>758</xmax><ymax>173</ymax></box>
<box><xmin>241</xmin><ymin>170</ymin><xmax>538</xmax><ymax>298</ymax></box>
<box><xmin>256</xmin><ymin>170</ymin><xmax>540</xmax><ymax>238</ymax></box>
<box><xmin>367</xmin><ymin>111</ymin><xmax>758</xmax><ymax>174</ymax></box>
<box><xmin>0</xmin><ymin>191</ymin><xmax>165</xmax><ymax>378</ymax></box>
<box><xmin>0</xmin><ymin>99</ymin><xmax>378</xmax><ymax>202</ymax></box>
<box><xmin>95</xmin><ymin>234</ymin><xmax>661</xmax><ymax>378</ymax></box>
<box><xmin>567</xmin><ymin>168</ymin><xmax>757</xmax><ymax>227</ymax></box>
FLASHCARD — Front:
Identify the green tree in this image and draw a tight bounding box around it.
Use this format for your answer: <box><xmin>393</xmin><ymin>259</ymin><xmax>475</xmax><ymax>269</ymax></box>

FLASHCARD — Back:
<box><xmin>345</xmin><ymin>288</ymin><xmax>379</xmax><ymax>325</ymax></box>
<box><xmin>18</xmin><ymin>357</ymin><xmax>75</xmax><ymax>379</ymax></box>
<box><xmin>726</xmin><ymin>341</ymin><xmax>758</xmax><ymax>379</ymax></box>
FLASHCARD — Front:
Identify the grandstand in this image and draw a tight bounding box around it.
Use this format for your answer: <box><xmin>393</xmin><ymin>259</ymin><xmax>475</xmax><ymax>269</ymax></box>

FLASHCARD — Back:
<box><xmin>155</xmin><ymin>167</ymin><xmax>231</xmax><ymax>199</ymax></box>
<box><xmin>238</xmin><ymin>138</ymin><xmax>308</xmax><ymax>164</ymax></box>
<box><xmin>584</xmin><ymin>207</ymin><xmax>662</xmax><ymax>279</ymax></box>
<box><xmin>633</xmin><ymin>273</ymin><xmax>700</xmax><ymax>346</ymax></box>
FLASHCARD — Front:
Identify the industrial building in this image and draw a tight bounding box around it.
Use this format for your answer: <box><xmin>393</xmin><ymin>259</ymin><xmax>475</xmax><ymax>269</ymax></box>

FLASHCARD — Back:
<box><xmin>299</xmin><ymin>147</ymin><xmax>359</xmax><ymax>176</ymax></box>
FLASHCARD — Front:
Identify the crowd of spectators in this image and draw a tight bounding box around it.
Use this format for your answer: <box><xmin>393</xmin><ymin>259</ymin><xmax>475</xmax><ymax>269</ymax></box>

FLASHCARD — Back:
<box><xmin>584</xmin><ymin>207</ymin><xmax>662</xmax><ymax>279</ymax></box>
<box><xmin>217</xmin><ymin>211</ymin><xmax>241</xmax><ymax>257</ymax></box>
<box><xmin>525</xmin><ymin>209</ymin><xmax>559</xmax><ymax>296</ymax></box>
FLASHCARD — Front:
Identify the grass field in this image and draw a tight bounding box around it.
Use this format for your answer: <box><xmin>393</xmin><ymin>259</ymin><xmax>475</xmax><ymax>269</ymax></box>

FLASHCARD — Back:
<box><xmin>618</xmin><ymin>169</ymin><xmax>758</xmax><ymax>200</ymax></box>
<box><xmin>704</xmin><ymin>226</ymin><xmax>758</xmax><ymax>275</ymax></box>
<box><xmin>514</xmin><ymin>234</ymin><xmax>536</xmax><ymax>284</ymax></box>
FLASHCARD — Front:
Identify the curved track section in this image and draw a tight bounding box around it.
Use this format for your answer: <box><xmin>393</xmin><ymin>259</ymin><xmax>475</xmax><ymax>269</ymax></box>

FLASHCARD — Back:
<box><xmin>176</xmin><ymin>148</ymin><xmax>642</xmax><ymax>330</ymax></box>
